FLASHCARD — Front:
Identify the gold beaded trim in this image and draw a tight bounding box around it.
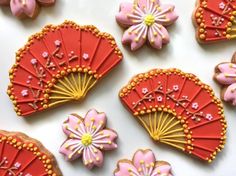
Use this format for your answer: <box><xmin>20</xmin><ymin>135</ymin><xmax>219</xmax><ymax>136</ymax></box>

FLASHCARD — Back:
<box><xmin>15</xmin><ymin>20</ymin><xmax>122</xmax><ymax>61</ymax></box>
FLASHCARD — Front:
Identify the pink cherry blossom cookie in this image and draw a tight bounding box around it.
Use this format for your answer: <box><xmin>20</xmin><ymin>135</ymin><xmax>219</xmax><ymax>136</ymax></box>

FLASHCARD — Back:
<box><xmin>214</xmin><ymin>52</ymin><xmax>236</xmax><ymax>106</ymax></box>
<box><xmin>114</xmin><ymin>149</ymin><xmax>173</xmax><ymax>176</ymax></box>
<box><xmin>0</xmin><ymin>0</ymin><xmax>56</xmax><ymax>18</ymax></box>
<box><xmin>116</xmin><ymin>0</ymin><xmax>178</xmax><ymax>51</ymax></box>
<box><xmin>59</xmin><ymin>109</ymin><xmax>118</xmax><ymax>169</ymax></box>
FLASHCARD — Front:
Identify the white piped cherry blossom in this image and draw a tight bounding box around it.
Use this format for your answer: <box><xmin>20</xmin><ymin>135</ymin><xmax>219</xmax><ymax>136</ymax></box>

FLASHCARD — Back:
<box><xmin>191</xmin><ymin>102</ymin><xmax>199</xmax><ymax>110</ymax></box>
<box><xmin>82</xmin><ymin>53</ymin><xmax>89</xmax><ymax>60</ymax></box>
<box><xmin>205</xmin><ymin>114</ymin><xmax>213</xmax><ymax>121</ymax></box>
<box><xmin>173</xmin><ymin>85</ymin><xmax>179</xmax><ymax>91</ymax></box>
<box><xmin>142</xmin><ymin>88</ymin><xmax>148</xmax><ymax>94</ymax></box>
<box><xmin>42</xmin><ymin>51</ymin><xmax>49</xmax><ymax>58</ymax></box>
<box><xmin>157</xmin><ymin>96</ymin><xmax>163</xmax><ymax>102</ymax></box>
<box><xmin>14</xmin><ymin>162</ymin><xmax>21</xmax><ymax>168</ymax></box>
<box><xmin>30</xmin><ymin>58</ymin><xmax>37</xmax><ymax>65</ymax></box>
<box><xmin>54</xmin><ymin>40</ymin><xmax>61</xmax><ymax>47</ymax></box>
<box><xmin>21</xmin><ymin>90</ymin><xmax>29</xmax><ymax>97</ymax></box>
<box><xmin>219</xmin><ymin>2</ymin><xmax>225</xmax><ymax>10</ymax></box>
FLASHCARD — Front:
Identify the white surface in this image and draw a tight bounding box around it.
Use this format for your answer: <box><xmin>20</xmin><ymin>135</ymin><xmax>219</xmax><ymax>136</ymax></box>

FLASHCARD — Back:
<box><xmin>0</xmin><ymin>0</ymin><xmax>236</xmax><ymax>175</ymax></box>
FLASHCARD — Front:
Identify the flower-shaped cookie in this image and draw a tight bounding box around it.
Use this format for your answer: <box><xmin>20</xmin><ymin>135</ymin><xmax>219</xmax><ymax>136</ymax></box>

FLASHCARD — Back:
<box><xmin>114</xmin><ymin>149</ymin><xmax>173</xmax><ymax>176</ymax></box>
<box><xmin>116</xmin><ymin>0</ymin><xmax>178</xmax><ymax>51</ymax></box>
<box><xmin>214</xmin><ymin>52</ymin><xmax>236</xmax><ymax>106</ymax></box>
<box><xmin>59</xmin><ymin>109</ymin><xmax>118</xmax><ymax>169</ymax></box>
<box><xmin>0</xmin><ymin>0</ymin><xmax>55</xmax><ymax>18</ymax></box>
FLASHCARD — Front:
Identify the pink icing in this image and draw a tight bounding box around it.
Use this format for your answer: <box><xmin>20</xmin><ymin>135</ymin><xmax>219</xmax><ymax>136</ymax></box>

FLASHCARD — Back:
<box><xmin>37</xmin><ymin>0</ymin><xmax>55</xmax><ymax>5</ymax></box>
<box><xmin>133</xmin><ymin>149</ymin><xmax>156</xmax><ymax>169</ymax></box>
<box><xmin>59</xmin><ymin>109</ymin><xmax>118</xmax><ymax>169</ymax></box>
<box><xmin>152</xmin><ymin>165</ymin><xmax>173</xmax><ymax>176</ymax></box>
<box><xmin>0</xmin><ymin>0</ymin><xmax>55</xmax><ymax>18</ymax></box>
<box><xmin>114</xmin><ymin>149</ymin><xmax>173</xmax><ymax>176</ymax></box>
<box><xmin>116</xmin><ymin>0</ymin><xmax>178</xmax><ymax>51</ymax></box>
<box><xmin>10</xmin><ymin>0</ymin><xmax>36</xmax><ymax>18</ymax></box>
<box><xmin>215</xmin><ymin>53</ymin><xmax>236</xmax><ymax>106</ymax></box>
<box><xmin>216</xmin><ymin>63</ymin><xmax>236</xmax><ymax>85</ymax></box>
<box><xmin>223</xmin><ymin>83</ymin><xmax>236</xmax><ymax>106</ymax></box>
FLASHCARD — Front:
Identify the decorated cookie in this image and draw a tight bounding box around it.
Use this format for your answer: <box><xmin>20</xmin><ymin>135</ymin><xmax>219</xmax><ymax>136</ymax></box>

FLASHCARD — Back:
<box><xmin>116</xmin><ymin>0</ymin><xmax>178</xmax><ymax>51</ymax></box>
<box><xmin>114</xmin><ymin>149</ymin><xmax>173</xmax><ymax>176</ymax></box>
<box><xmin>7</xmin><ymin>21</ymin><xmax>123</xmax><ymax>117</ymax></box>
<box><xmin>59</xmin><ymin>109</ymin><xmax>118</xmax><ymax>169</ymax></box>
<box><xmin>214</xmin><ymin>52</ymin><xmax>236</xmax><ymax>105</ymax></box>
<box><xmin>193</xmin><ymin>0</ymin><xmax>236</xmax><ymax>43</ymax></box>
<box><xmin>0</xmin><ymin>130</ymin><xmax>62</xmax><ymax>176</ymax></box>
<box><xmin>0</xmin><ymin>0</ymin><xmax>56</xmax><ymax>18</ymax></box>
<box><xmin>119</xmin><ymin>68</ymin><xmax>227</xmax><ymax>162</ymax></box>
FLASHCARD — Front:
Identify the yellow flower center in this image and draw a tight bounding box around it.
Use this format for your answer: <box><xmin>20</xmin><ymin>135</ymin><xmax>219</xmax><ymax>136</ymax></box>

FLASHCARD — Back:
<box><xmin>81</xmin><ymin>133</ymin><xmax>92</xmax><ymax>146</ymax></box>
<box><xmin>144</xmin><ymin>14</ymin><xmax>155</xmax><ymax>26</ymax></box>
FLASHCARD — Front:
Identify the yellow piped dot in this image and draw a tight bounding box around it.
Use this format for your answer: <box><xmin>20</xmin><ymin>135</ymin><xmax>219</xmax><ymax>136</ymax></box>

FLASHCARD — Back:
<box><xmin>81</xmin><ymin>133</ymin><xmax>93</xmax><ymax>146</ymax></box>
<box><xmin>144</xmin><ymin>14</ymin><xmax>155</xmax><ymax>26</ymax></box>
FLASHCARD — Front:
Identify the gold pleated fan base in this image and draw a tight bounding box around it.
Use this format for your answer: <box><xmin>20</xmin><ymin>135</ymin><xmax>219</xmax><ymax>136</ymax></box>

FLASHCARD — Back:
<box><xmin>44</xmin><ymin>72</ymin><xmax>97</xmax><ymax>108</ymax></box>
<box><xmin>137</xmin><ymin>111</ymin><xmax>186</xmax><ymax>151</ymax></box>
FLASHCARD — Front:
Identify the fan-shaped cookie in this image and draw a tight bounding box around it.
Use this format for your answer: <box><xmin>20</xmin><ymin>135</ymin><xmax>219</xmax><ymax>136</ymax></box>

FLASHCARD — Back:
<box><xmin>0</xmin><ymin>130</ymin><xmax>62</xmax><ymax>175</ymax></box>
<box><xmin>119</xmin><ymin>68</ymin><xmax>227</xmax><ymax>162</ymax></box>
<box><xmin>193</xmin><ymin>0</ymin><xmax>236</xmax><ymax>43</ymax></box>
<box><xmin>7</xmin><ymin>21</ymin><xmax>123</xmax><ymax>116</ymax></box>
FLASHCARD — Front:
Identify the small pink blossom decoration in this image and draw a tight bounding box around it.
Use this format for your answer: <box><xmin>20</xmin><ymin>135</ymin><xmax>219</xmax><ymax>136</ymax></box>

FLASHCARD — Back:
<box><xmin>0</xmin><ymin>0</ymin><xmax>55</xmax><ymax>18</ymax></box>
<box><xmin>116</xmin><ymin>0</ymin><xmax>178</xmax><ymax>51</ymax></box>
<box><xmin>114</xmin><ymin>149</ymin><xmax>173</xmax><ymax>176</ymax></box>
<box><xmin>59</xmin><ymin>109</ymin><xmax>118</xmax><ymax>169</ymax></box>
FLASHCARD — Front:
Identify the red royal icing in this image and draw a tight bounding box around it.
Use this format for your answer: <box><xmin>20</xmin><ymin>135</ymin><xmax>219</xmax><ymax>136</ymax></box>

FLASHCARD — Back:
<box><xmin>0</xmin><ymin>130</ymin><xmax>61</xmax><ymax>176</ymax></box>
<box><xmin>119</xmin><ymin>68</ymin><xmax>227</xmax><ymax>162</ymax></box>
<box><xmin>193</xmin><ymin>0</ymin><xmax>236</xmax><ymax>43</ymax></box>
<box><xmin>7</xmin><ymin>21</ymin><xmax>123</xmax><ymax>117</ymax></box>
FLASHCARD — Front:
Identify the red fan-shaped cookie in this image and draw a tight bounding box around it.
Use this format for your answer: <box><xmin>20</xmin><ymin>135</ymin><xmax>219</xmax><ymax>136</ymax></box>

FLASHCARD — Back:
<box><xmin>119</xmin><ymin>68</ymin><xmax>227</xmax><ymax>162</ymax></box>
<box><xmin>0</xmin><ymin>130</ymin><xmax>62</xmax><ymax>175</ymax></box>
<box><xmin>193</xmin><ymin>0</ymin><xmax>236</xmax><ymax>43</ymax></box>
<box><xmin>7</xmin><ymin>21</ymin><xmax>123</xmax><ymax>117</ymax></box>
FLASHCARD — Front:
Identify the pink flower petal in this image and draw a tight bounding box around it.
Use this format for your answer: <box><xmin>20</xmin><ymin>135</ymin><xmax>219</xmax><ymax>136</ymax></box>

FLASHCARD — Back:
<box><xmin>152</xmin><ymin>164</ymin><xmax>172</xmax><ymax>175</ymax></box>
<box><xmin>62</xmin><ymin>114</ymin><xmax>85</xmax><ymax>137</ymax></box>
<box><xmin>116</xmin><ymin>2</ymin><xmax>135</xmax><ymax>27</ymax></box>
<box><xmin>114</xmin><ymin>161</ymin><xmax>138</xmax><ymax>176</ymax></box>
<box><xmin>216</xmin><ymin>73</ymin><xmax>235</xmax><ymax>85</ymax></box>
<box><xmin>82</xmin><ymin>147</ymin><xmax>104</xmax><ymax>169</ymax></box>
<box><xmin>59</xmin><ymin>139</ymin><xmax>82</xmax><ymax>161</ymax></box>
<box><xmin>37</xmin><ymin>0</ymin><xmax>55</xmax><ymax>5</ymax></box>
<box><xmin>158</xmin><ymin>4</ymin><xmax>178</xmax><ymax>26</ymax></box>
<box><xmin>84</xmin><ymin>109</ymin><xmax>107</xmax><ymax>131</ymax></box>
<box><xmin>122</xmin><ymin>24</ymin><xmax>147</xmax><ymax>51</ymax></box>
<box><xmin>137</xmin><ymin>0</ymin><xmax>160</xmax><ymax>9</ymax></box>
<box><xmin>10</xmin><ymin>0</ymin><xmax>37</xmax><ymax>18</ymax></box>
<box><xmin>133</xmin><ymin>149</ymin><xmax>156</xmax><ymax>170</ymax></box>
<box><xmin>223</xmin><ymin>83</ymin><xmax>236</xmax><ymax>106</ymax></box>
<box><xmin>148</xmin><ymin>25</ymin><xmax>169</xmax><ymax>49</ymax></box>
<box><xmin>93</xmin><ymin>129</ymin><xmax>118</xmax><ymax>150</ymax></box>
<box><xmin>215</xmin><ymin>63</ymin><xmax>236</xmax><ymax>85</ymax></box>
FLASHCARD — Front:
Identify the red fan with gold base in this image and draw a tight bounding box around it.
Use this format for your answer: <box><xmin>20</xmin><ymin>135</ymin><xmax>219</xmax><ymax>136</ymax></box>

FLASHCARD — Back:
<box><xmin>119</xmin><ymin>68</ymin><xmax>227</xmax><ymax>162</ymax></box>
<box><xmin>193</xmin><ymin>0</ymin><xmax>236</xmax><ymax>43</ymax></box>
<box><xmin>7</xmin><ymin>21</ymin><xmax>123</xmax><ymax>117</ymax></box>
<box><xmin>0</xmin><ymin>130</ymin><xmax>62</xmax><ymax>176</ymax></box>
